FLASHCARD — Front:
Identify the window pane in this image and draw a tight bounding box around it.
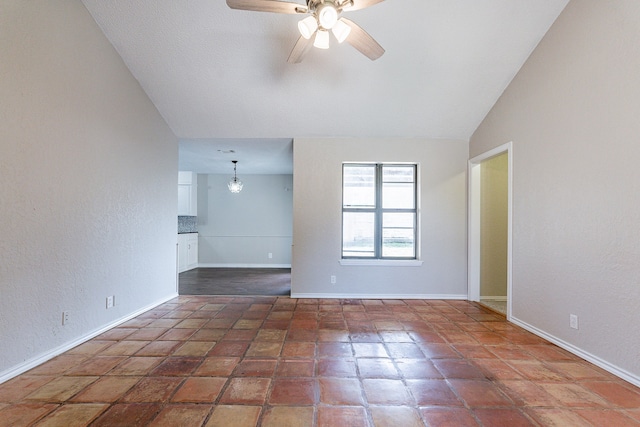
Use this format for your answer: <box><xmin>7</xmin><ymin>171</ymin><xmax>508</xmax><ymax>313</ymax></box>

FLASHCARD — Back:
<box><xmin>382</xmin><ymin>165</ymin><xmax>415</xmax><ymax>209</ymax></box>
<box><xmin>382</xmin><ymin>182</ymin><xmax>415</xmax><ymax>209</ymax></box>
<box><xmin>343</xmin><ymin>165</ymin><xmax>375</xmax><ymax>208</ymax></box>
<box><xmin>382</xmin><ymin>166</ymin><xmax>414</xmax><ymax>183</ymax></box>
<box><xmin>342</xmin><ymin>212</ymin><xmax>375</xmax><ymax>257</ymax></box>
<box><xmin>382</xmin><ymin>213</ymin><xmax>415</xmax><ymax>257</ymax></box>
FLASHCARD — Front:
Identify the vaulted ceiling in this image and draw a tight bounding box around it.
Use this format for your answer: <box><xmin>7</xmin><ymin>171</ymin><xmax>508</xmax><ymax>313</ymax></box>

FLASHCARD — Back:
<box><xmin>82</xmin><ymin>0</ymin><xmax>569</xmax><ymax>173</ymax></box>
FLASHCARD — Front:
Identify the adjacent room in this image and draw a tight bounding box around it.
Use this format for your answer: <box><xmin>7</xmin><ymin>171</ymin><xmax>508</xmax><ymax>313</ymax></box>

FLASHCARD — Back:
<box><xmin>2</xmin><ymin>0</ymin><xmax>639</xmax><ymax>425</ymax></box>
<box><xmin>177</xmin><ymin>139</ymin><xmax>293</xmax><ymax>296</ymax></box>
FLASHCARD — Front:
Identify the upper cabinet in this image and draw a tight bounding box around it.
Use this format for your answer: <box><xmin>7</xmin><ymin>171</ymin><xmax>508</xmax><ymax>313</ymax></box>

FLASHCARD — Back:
<box><xmin>178</xmin><ymin>171</ymin><xmax>198</xmax><ymax>216</ymax></box>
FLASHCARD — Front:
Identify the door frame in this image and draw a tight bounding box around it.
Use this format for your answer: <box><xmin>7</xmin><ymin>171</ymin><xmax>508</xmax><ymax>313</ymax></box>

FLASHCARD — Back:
<box><xmin>468</xmin><ymin>142</ymin><xmax>513</xmax><ymax>320</ymax></box>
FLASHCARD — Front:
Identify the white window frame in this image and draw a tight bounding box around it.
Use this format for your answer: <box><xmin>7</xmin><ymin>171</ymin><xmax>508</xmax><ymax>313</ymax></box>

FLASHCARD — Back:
<box><xmin>341</xmin><ymin>163</ymin><xmax>420</xmax><ymax>264</ymax></box>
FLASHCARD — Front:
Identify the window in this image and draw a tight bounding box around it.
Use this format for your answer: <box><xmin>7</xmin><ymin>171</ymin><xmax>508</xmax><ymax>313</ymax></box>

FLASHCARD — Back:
<box><xmin>342</xmin><ymin>163</ymin><xmax>417</xmax><ymax>259</ymax></box>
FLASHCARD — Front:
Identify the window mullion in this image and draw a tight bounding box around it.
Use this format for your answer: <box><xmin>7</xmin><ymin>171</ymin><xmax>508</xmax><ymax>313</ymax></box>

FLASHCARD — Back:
<box><xmin>375</xmin><ymin>164</ymin><xmax>383</xmax><ymax>258</ymax></box>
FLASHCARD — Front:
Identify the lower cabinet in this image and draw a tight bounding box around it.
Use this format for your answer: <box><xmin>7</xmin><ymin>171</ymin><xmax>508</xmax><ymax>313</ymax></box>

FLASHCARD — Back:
<box><xmin>178</xmin><ymin>233</ymin><xmax>198</xmax><ymax>273</ymax></box>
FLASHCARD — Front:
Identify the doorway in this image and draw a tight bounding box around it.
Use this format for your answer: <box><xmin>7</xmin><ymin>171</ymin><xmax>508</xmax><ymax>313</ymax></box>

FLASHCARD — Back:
<box><xmin>468</xmin><ymin>142</ymin><xmax>512</xmax><ymax>318</ymax></box>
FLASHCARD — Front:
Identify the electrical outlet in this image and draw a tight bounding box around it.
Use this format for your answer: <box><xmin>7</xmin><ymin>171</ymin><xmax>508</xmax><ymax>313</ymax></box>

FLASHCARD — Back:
<box><xmin>330</xmin><ymin>275</ymin><xmax>336</xmax><ymax>285</ymax></box>
<box><xmin>106</xmin><ymin>296</ymin><xmax>114</xmax><ymax>309</ymax></box>
<box><xmin>268</xmin><ymin>253</ymin><xmax>273</xmax><ymax>259</ymax></box>
<box><xmin>570</xmin><ymin>314</ymin><xmax>579</xmax><ymax>329</ymax></box>
<box><xmin>62</xmin><ymin>311</ymin><xmax>69</xmax><ymax>325</ymax></box>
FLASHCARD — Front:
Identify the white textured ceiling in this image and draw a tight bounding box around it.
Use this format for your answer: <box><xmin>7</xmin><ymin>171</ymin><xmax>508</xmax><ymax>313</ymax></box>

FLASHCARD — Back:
<box><xmin>180</xmin><ymin>138</ymin><xmax>294</xmax><ymax>174</ymax></box>
<box><xmin>82</xmin><ymin>0</ymin><xmax>568</xmax><ymax>173</ymax></box>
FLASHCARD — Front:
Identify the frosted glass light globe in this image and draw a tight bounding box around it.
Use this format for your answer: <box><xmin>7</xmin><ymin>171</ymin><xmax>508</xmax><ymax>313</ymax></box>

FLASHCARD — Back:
<box><xmin>318</xmin><ymin>5</ymin><xmax>338</xmax><ymax>29</ymax></box>
<box><xmin>332</xmin><ymin>18</ymin><xmax>351</xmax><ymax>43</ymax></box>
<box><xmin>298</xmin><ymin>16</ymin><xmax>318</xmax><ymax>39</ymax></box>
<box><xmin>314</xmin><ymin>29</ymin><xmax>330</xmax><ymax>49</ymax></box>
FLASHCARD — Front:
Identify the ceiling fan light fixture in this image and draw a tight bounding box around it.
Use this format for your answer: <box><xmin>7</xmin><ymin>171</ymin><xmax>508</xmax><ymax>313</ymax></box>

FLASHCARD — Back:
<box><xmin>332</xmin><ymin>18</ymin><xmax>351</xmax><ymax>43</ymax></box>
<box><xmin>226</xmin><ymin>0</ymin><xmax>385</xmax><ymax>63</ymax></box>
<box><xmin>314</xmin><ymin>29</ymin><xmax>330</xmax><ymax>49</ymax></box>
<box><xmin>317</xmin><ymin>4</ymin><xmax>338</xmax><ymax>29</ymax></box>
<box><xmin>298</xmin><ymin>15</ymin><xmax>318</xmax><ymax>39</ymax></box>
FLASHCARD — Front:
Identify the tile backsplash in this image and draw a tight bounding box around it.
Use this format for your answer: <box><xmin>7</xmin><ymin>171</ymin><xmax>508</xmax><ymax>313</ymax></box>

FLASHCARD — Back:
<box><xmin>178</xmin><ymin>216</ymin><xmax>197</xmax><ymax>234</ymax></box>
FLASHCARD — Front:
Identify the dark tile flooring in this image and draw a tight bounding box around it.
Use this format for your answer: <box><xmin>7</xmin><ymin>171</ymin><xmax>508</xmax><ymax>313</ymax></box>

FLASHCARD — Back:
<box><xmin>1</xmin><ymin>296</ymin><xmax>639</xmax><ymax>426</ymax></box>
<box><xmin>179</xmin><ymin>269</ymin><xmax>291</xmax><ymax>296</ymax></box>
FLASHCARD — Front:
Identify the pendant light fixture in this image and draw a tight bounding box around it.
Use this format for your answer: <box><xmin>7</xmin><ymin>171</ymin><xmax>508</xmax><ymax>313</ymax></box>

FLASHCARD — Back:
<box><xmin>228</xmin><ymin>160</ymin><xmax>243</xmax><ymax>193</ymax></box>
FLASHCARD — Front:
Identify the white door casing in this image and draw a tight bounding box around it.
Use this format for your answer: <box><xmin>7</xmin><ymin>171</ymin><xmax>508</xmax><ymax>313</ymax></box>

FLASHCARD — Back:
<box><xmin>468</xmin><ymin>142</ymin><xmax>513</xmax><ymax>320</ymax></box>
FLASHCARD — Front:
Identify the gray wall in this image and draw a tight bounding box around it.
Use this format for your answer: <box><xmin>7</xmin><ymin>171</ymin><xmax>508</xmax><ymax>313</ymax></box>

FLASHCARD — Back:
<box><xmin>292</xmin><ymin>138</ymin><xmax>468</xmax><ymax>298</ymax></box>
<box><xmin>197</xmin><ymin>174</ymin><xmax>293</xmax><ymax>267</ymax></box>
<box><xmin>471</xmin><ymin>0</ymin><xmax>640</xmax><ymax>383</ymax></box>
<box><xmin>0</xmin><ymin>1</ymin><xmax>178</xmax><ymax>380</ymax></box>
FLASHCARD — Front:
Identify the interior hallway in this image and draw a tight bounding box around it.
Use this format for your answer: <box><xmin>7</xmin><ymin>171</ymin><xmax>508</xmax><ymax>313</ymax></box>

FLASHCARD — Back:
<box><xmin>1</xmin><ymin>296</ymin><xmax>639</xmax><ymax>426</ymax></box>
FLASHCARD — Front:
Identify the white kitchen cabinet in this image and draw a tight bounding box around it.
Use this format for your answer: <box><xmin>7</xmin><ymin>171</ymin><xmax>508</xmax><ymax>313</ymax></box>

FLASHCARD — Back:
<box><xmin>178</xmin><ymin>233</ymin><xmax>198</xmax><ymax>273</ymax></box>
<box><xmin>186</xmin><ymin>233</ymin><xmax>198</xmax><ymax>268</ymax></box>
<box><xmin>177</xmin><ymin>234</ymin><xmax>187</xmax><ymax>272</ymax></box>
<box><xmin>178</xmin><ymin>171</ymin><xmax>197</xmax><ymax>216</ymax></box>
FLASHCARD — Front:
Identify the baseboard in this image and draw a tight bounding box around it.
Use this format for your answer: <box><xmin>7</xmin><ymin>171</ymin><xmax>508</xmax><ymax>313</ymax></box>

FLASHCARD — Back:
<box><xmin>480</xmin><ymin>296</ymin><xmax>507</xmax><ymax>301</ymax></box>
<box><xmin>290</xmin><ymin>293</ymin><xmax>467</xmax><ymax>300</ymax></box>
<box><xmin>510</xmin><ymin>316</ymin><xmax>640</xmax><ymax>388</ymax></box>
<box><xmin>0</xmin><ymin>293</ymin><xmax>178</xmax><ymax>385</ymax></box>
<box><xmin>197</xmin><ymin>263</ymin><xmax>291</xmax><ymax>269</ymax></box>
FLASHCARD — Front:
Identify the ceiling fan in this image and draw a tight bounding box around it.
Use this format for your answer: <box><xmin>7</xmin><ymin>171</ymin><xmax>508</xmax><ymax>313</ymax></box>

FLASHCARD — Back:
<box><xmin>226</xmin><ymin>0</ymin><xmax>385</xmax><ymax>63</ymax></box>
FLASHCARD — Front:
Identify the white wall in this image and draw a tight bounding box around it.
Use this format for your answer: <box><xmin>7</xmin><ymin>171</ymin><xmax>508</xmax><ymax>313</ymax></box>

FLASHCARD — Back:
<box><xmin>480</xmin><ymin>153</ymin><xmax>508</xmax><ymax>299</ymax></box>
<box><xmin>470</xmin><ymin>0</ymin><xmax>640</xmax><ymax>383</ymax></box>
<box><xmin>0</xmin><ymin>1</ymin><xmax>178</xmax><ymax>381</ymax></box>
<box><xmin>197</xmin><ymin>174</ymin><xmax>293</xmax><ymax>267</ymax></box>
<box><xmin>292</xmin><ymin>138</ymin><xmax>468</xmax><ymax>298</ymax></box>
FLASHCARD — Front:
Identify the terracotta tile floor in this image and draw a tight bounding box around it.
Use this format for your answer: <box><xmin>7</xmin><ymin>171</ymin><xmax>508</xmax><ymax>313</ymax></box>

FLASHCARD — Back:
<box><xmin>1</xmin><ymin>297</ymin><xmax>639</xmax><ymax>426</ymax></box>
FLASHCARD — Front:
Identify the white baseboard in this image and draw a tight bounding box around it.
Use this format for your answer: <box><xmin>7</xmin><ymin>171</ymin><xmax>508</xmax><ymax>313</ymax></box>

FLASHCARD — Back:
<box><xmin>0</xmin><ymin>293</ymin><xmax>178</xmax><ymax>385</ymax></box>
<box><xmin>290</xmin><ymin>293</ymin><xmax>467</xmax><ymax>300</ymax></box>
<box><xmin>510</xmin><ymin>316</ymin><xmax>640</xmax><ymax>388</ymax></box>
<box><xmin>480</xmin><ymin>296</ymin><xmax>507</xmax><ymax>301</ymax></box>
<box><xmin>197</xmin><ymin>263</ymin><xmax>291</xmax><ymax>269</ymax></box>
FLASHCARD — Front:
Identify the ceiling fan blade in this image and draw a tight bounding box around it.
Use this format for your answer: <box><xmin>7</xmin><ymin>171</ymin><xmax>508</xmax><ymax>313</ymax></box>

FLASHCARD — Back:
<box><xmin>287</xmin><ymin>35</ymin><xmax>314</xmax><ymax>63</ymax></box>
<box><xmin>226</xmin><ymin>0</ymin><xmax>307</xmax><ymax>14</ymax></box>
<box><xmin>341</xmin><ymin>0</ymin><xmax>385</xmax><ymax>12</ymax></box>
<box><xmin>341</xmin><ymin>18</ymin><xmax>385</xmax><ymax>61</ymax></box>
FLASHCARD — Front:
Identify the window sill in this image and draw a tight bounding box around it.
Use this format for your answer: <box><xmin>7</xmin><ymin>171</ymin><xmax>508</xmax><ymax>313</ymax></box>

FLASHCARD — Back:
<box><xmin>339</xmin><ymin>259</ymin><xmax>424</xmax><ymax>267</ymax></box>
